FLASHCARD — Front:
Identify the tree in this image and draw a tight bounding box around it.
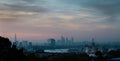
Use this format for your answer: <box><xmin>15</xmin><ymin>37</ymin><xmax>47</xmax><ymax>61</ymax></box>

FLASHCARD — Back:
<box><xmin>107</xmin><ymin>50</ymin><xmax>120</xmax><ymax>58</ymax></box>
<box><xmin>0</xmin><ymin>36</ymin><xmax>28</xmax><ymax>61</ymax></box>
<box><xmin>0</xmin><ymin>36</ymin><xmax>11</xmax><ymax>58</ymax></box>
<box><xmin>94</xmin><ymin>51</ymin><xmax>105</xmax><ymax>61</ymax></box>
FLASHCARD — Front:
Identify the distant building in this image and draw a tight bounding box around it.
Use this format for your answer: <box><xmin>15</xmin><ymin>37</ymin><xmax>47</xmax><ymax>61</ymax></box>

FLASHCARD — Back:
<box><xmin>47</xmin><ymin>38</ymin><xmax>56</xmax><ymax>47</ymax></box>
<box><xmin>13</xmin><ymin>33</ymin><xmax>18</xmax><ymax>46</ymax></box>
<box><xmin>29</xmin><ymin>42</ymin><xmax>32</xmax><ymax>47</ymax></box>
<box><xmin>82</xmin><ymin>38</ymin><xmax>97</xmax><ymax>57</ymax></box>
<box><xmin>56</xmin><ymin>36</ymin><xmax>66</xmax><ymax>45</ymax></box>
<box><xmin>61</xmin><ymin>36</ymin><xmax>66</xmax><ymax>44</ymax></box>
<box><xmin>71</xmin><ymin>36</ymin><xmax>74</xmax><ymax>43</ymax></box>
<box><xmin>91</xmin><ymin>38</ymin><xmax>95</xmax><ymax>47</ymax></box>
<box><xmin>21</xmin><ymin>41</ymin><xmax>28</xmax><ymax>48</ymax></box>
<box><xmin>18</xmin><ymin>40</ymin><xmax>33</xmax><ymax>52</ymax></box>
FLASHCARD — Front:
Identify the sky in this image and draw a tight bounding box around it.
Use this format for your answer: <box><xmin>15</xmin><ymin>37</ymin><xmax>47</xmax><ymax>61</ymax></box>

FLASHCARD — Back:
<box><xmin>0</xmin><ymin>0</ymin><xmax>120</xmax><ymax>42</ymax></box>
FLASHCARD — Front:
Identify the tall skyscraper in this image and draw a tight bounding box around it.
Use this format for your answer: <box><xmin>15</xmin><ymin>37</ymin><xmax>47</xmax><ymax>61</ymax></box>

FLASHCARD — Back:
<box><xmin>60</xmin><ymin>36</ymin><xmax>66</xmax><ymax>44</ymax></box>
<box><xmin>13</xmin><ymin>33</ymin><xmax>18</xmax><ymax>46</ymax></box>
<box><xmin>14</xmin><ymin>33</ymin><xmax>17</xmax><ymax>42</ymax></box>
<box><xmin>48</xmin><ymin>38</ymin><xmax>56</xmax><ymax>47</ymax></box>
<box><xmin>61</xmin><ymin>36</ymin><xmax>65</xmax><ymax>42</ymax></box>
<box><xmin>91</xmin><ymin>38</ymin><xmax>95</xmax><ymax>47</ymax></box>
<box><xmin>71</xmin><ymin>36</ymin><xmax>74</xmax><ymax>42</ymax></box>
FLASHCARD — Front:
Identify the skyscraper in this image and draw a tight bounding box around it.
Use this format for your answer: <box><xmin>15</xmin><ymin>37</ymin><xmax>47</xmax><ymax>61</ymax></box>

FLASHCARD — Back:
<box><xmin>91</xmin><ymin>38</ymin><xmax>95</xmax><ymax>47</ymax></box>
<box><xmin>14</xmin><ymin>33</ymin><xmax>17</xmax><ymax>42</ymax></box>
<box><xmin>48</xmin><ymin>38</ymin><xmax>56</xmax><ymax>47</ymax></box>
<box><xmin>61</xmin><ymin>36</ymin><xmax>65</xmax><ymax>43</ymax></box>
<box><xmin>13</xmin><ymin>33</ymin><xmax>18</xmax><ymax>46</ymax></box>
<box><xmin>71</xmin><ymin>36</ymin><xmax>74</xmax><ymax>43</ymax></box>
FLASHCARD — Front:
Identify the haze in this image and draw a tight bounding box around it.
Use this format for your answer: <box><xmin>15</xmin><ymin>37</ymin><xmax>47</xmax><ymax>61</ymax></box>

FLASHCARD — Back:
<box><xmin>0</xmin><ymin>0</ymin><xmax>120</xmax><ymax>42</ymax></box>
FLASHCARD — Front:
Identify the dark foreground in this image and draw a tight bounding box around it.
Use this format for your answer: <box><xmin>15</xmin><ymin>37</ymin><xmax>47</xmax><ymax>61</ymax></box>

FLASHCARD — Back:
<box><xmin>0</xmin><ymin>36</ymin><xmax>120</xmax><ymax>61</ymax></box>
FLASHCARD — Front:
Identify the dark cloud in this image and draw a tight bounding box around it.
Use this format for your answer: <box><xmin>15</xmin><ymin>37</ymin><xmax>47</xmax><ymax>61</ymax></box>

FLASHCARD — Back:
<box><xmin>22</xmin><ymin>0</ymin><xmax>36</xmax><ymax>3</ymax></box>
<box><xmin>62</xmin><ymin>0</ymin><xmax>120</xmax><ymax>22</ymax></box>
<box><xmin>21</xmin><ymin>0</ymin><xmax>45</xmax><ymax>4</ymax></box>
<box><xmin>0</xmin><ymin>0</ymin><xmax>49</xmax><ymax>13</ymax></box>
<box><xmin>74</xmin><ymin>0</ymin><xmax>120</xmax><ymax>23</ymax></box>
<box><xmin>2</xmin><ymin>3</ymin><xmax>48</xmax><ymax>13</ymax></box>
<box><xmin>83</xmin><ymin>0</ymin><xmax>120</xmax><ymax>22</ymax></box>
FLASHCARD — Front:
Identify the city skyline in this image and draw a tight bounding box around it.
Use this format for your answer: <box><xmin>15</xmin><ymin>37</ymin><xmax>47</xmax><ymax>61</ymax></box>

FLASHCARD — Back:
<box><xmin>0</xmin><ymin>0</ymin><xmax>120</xmax><ymax>42</ymax></box>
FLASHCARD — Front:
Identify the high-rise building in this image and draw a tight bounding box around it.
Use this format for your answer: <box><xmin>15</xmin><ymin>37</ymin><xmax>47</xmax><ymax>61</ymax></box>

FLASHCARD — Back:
<box><xmin>66</xmin><ymin>37</ymin><xmax>69</xmax><ymax>42</ymax></box>
<box><xmin>13</xmin><ymin>33</ymin><xmax>18</xmax><ymax>46</ymax></box>
<box><xmin>90</xmin><ymin>38</ymin><xmax>96</xmax><ymax>54</ymax></box>
<box><xmin>71</xmin><ymin>37</ymin><xmax>74</xmax><ymax>42</ymax></box>
<box><xmin>91</xmin><ymin>38</ymin><xmax>95</xmax><ymax>47</ymax></box>
<box><xmin>57</xmin><ymin>36</ymin><xmax>66</xmax><ymax>45</ymax></box>
<box><xmin>47</xmin><ymin>38</ymin><xmax>56</xmax><ymax>47</ymax></box>
<box><xmin>14</xmin><ymin>33</ymin><xmax>17</xmax><ymax>42</ymax></box>
<box><xmin>61</xmin><ymin>36</ymin><xmax>65</xmax><ymax>44</ymax></box>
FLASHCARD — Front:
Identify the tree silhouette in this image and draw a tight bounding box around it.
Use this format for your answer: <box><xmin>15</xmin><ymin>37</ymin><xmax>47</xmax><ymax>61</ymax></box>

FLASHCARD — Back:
<box><xmin>0</xmin><ymin>36</ymin><xmax>11</xmax><ymax>60</ymax></box>
<box><xmin>0</xmin><ymin>36</ymin><xmax>11</xmax><ymax>50</ymax></box>
<box><xmin>48</xmin><ymin>53</ymin><xmax>90</xmax><ymax>61</ymax></box>
<box><xmin>107</xmin><ymin>50</ymin><xmax>120</xmax><ymax>58</ymax></box>
<box><xmin>0</xmin><ymin>36</ymin><xmax>28</xmax><ymax>61</ymax></box>
<box><xmin>94</xmin><ymin>51</ymin><xmax>105</xmax><ymax>61</ymax></box>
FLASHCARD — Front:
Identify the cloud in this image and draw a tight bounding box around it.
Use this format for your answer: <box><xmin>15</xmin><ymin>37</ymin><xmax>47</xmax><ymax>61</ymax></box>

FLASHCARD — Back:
<box><xmin>82</xmin><ymin>0</ymin><xmax>120</xmax><ymax>22</ymax></box>
<box><xmin>2</xmin><ymin>3</ymin><xmax>48</xmax><ymax>13</ymax></box>
<box><xmin>60</xmin><ymin>0</ymin><xmax>120</xmax><ymax>22</ymax></box>
<box><xmin>85</xmin><ymin>0</ymin><xmax>120</xmax><ymax>22</ymax></box>
<box><xmin>0</xmin><ymin>0</ymin><xmax>51</xmax><ymax>16</ymax></box>
<box><xmin>21</xmin><ymin>0</ymin><xmax>36</xmax><ymax>3</ymax></box>
<box><xmin>0</xmin><ymin>0</ymin><xmax>119</xmax><ymax>41</ymax></box>
<box><xmin>0</xmin><ymin>10</ymin><xmax>39</xmax><ymax>24</ymax></box>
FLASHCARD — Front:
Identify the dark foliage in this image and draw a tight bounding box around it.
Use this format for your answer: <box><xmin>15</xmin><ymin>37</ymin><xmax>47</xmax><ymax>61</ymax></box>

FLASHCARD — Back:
<box><xmin>48</xmin><ymin>53</ymin><xmax>90</xmax><ymax>61</ymax></box>
<box><xmin>0</xmin><ymin>36</ymin><xmax>28</xmax><ymax>61</ymax></box>
<box><xmin>94</xmin><ymin>51</ymin><xmax>106</xmax><ymax>61</ymax></box>
<box><xmin>107</xmin><ymin>50</ymin><xmax>120</xmax><ymax>58</ymax></box>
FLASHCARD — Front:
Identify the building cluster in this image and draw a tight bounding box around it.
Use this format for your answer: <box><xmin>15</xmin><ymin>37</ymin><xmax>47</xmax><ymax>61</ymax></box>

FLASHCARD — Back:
<box><xmin>13</xmin><ymin>34</ymin><xmax>33</xmax><ymax>52</ymax></box>
<box><xmin>81</xmin><ymin>38</ymin><xmax>118</xmax><ymax>57</ymax></box>
<box><xmin>12</xmin><ymin>34</ymin><xmax>120</xmax><ymax>58</ymax></box>
<box><xmin>47</xmin><ymin>36</ymin><xmax>74</xmax><ymax>46</ymax></box>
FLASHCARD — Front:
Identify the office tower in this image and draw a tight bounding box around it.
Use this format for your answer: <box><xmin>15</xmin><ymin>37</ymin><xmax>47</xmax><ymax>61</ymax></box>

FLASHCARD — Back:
<box><xmin>91</xmin><ymin>38</ymin><xmax>95</xmax><ymax>47</ymax></box>
<box><xmin>13</xmin><ymin>33</ymin><xmax>18</xmax><ymax>46</ymax></box>
<box><xmin>14</xmin><ymin>33</ymin><xmax>17</xmax><ymax>42</ymax></box>
<box><xmin>48</xmin><ymin>38</ymin><xmax>56</xmax><ymax>47</ymax></box>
